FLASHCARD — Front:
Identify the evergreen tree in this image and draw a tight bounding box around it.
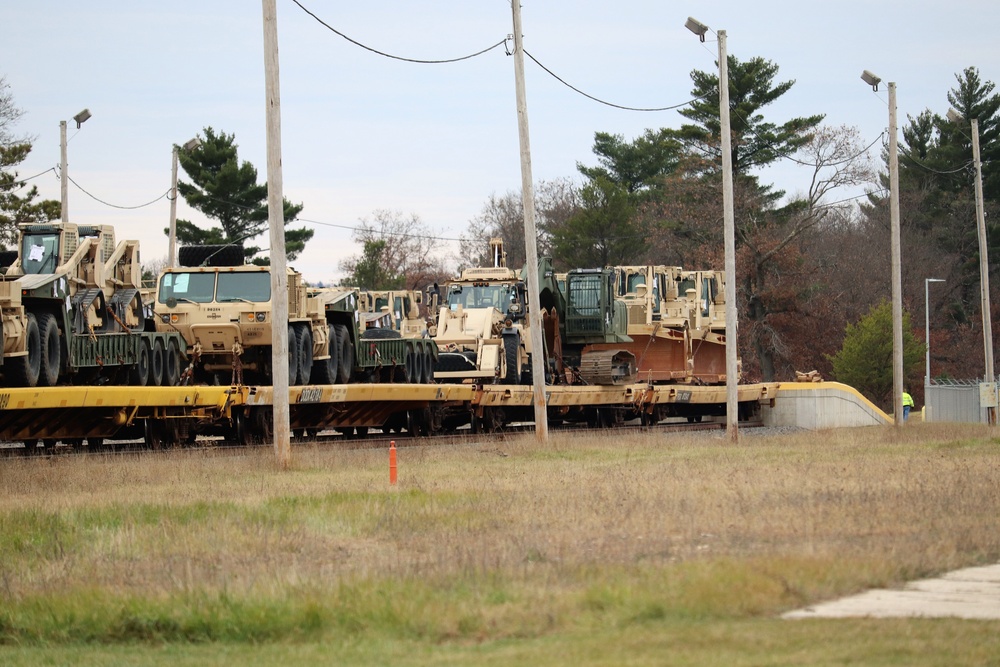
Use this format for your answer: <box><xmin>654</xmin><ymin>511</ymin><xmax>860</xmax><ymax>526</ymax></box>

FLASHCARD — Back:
<box><xmin>341</xmin><ymin>239</ymin><xmax>404</xmax><ymax>290</ymax></box>
<box><xmin>829</xmin><ymin>301</ymin><xmax>924</xmax><ymax>411</ymax></box>
<box><xmin>170</xmin><ymin>127</ymin><xmax>311</xmax><ymax>263</ymax></box>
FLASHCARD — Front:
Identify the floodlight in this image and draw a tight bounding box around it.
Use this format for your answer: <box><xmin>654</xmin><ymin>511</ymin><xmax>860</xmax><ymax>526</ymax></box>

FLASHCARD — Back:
<box><xmin>182</xmin><ymin>137</ymin><xmax>202</xmax><ymax>151</ymax></box>
<box><xmin>73</xmin><ymin>108</ymin><xmax>92</xmax><ymax>128</ymax></box>
<box><xmin>860</xmin><ymin>70</ymin><xmax>881</xmax><ymax>91</ymax></box>
<box><xmin>685</xmin><ymin>17</ymin><xmax>709</xmax><ymax>42</ymax></box>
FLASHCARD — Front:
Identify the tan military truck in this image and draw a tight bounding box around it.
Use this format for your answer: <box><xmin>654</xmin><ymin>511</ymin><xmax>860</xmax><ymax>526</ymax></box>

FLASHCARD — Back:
<box><xmin>0</xmin><ymin>222</ymin><xmax>185</xmax><ymax>387</ymax></box>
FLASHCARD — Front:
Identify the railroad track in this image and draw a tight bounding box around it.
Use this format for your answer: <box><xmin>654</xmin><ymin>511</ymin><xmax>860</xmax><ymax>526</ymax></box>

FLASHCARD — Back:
<box><xmin>0</xmin><ymin>418</ymin><xmax>764</xmax><ymax>459</ymax></box>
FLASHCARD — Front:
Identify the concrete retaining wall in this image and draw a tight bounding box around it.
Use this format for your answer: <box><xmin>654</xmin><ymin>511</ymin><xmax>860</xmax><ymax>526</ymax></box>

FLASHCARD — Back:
<box><xmin>761</xmin><ymin>382</ymin><xmax>891</xmax><ymax>429</ymax></box>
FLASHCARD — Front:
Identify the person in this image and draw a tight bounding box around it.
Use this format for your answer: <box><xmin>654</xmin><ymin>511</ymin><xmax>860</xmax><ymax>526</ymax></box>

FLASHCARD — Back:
<box><xmin>902</xmin><ymin>390</ymin><xmax>914</xmax><ymax>421</ymax></box>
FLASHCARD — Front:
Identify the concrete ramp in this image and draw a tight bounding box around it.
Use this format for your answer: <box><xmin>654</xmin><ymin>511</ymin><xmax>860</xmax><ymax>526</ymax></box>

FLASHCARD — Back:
<box><xmin>762</xmin><ymin>382</ymin><xmax>890</xmax><ymax>429</ymax></box>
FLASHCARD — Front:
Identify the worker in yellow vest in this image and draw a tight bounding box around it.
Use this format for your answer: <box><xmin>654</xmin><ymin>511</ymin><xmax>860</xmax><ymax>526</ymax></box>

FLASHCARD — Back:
<box><xmin>902</xmin><ymin>390</ymin><xmax>914</xmax><ymax>421</ymax></box>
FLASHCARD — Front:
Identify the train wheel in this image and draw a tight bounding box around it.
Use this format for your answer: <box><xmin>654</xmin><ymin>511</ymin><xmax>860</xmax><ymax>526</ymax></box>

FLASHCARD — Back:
<box><xmin>9</xmin><ymin>313</ymin><xmax>41</xmax><ymax>387</ymax></box>
<box><xmin>143</xmin><ymin>419</ymin><xmax>164</xmax><ymax>449</ymax></box>
<box><xmin>38</xmin><ymin>312</ymin><xmax>61</xmax><ymax>386</ymax></box>
<box><xmin>334</xmin><ymin>325</ymin><xmax>353</xmax><ymax>384</ymax></box>
<box><xmin>129</xmin><ymin>340</ymin><xmax>151</xmax><ymax>387</ymax></box>
<box><xmin>295</xmin><ymin>324</ymin><xmax>313</xmax><ymax>386</ymax></box>
<box><xmin>164</xmin><ymin>340</ymin><xmax>181</xmax><ymax>386</ymax></box>
<box><xmin>286</xmin><ymin>324</ymin><xmax>299</xmax><ymax>386</ymax></box>
<box><xmin>310</xmin><ymin>325</ymin><xmax>338</xmax><ymax>384</ymax></box>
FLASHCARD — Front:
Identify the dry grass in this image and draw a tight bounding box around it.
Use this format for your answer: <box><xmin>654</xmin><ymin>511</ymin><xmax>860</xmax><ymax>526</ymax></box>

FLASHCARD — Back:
<box><xmin>1</xmin><ymin>422</ymin><xmax>999</xmax><ymax>662</ymax></box>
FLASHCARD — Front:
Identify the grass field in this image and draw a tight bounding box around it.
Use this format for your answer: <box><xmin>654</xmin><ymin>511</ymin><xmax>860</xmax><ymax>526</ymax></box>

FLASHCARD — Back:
<box><xmin>1</xmin><ymin>423</ymin><xmax>999</xmax><ymax>665</ymax></box>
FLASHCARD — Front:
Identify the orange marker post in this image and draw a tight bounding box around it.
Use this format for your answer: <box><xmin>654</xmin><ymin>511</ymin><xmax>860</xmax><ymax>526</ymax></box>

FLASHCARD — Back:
<box><xmin>389</xmin><ymin>440</ymin><xmax>397</xmax><ymax>486</ymax></box>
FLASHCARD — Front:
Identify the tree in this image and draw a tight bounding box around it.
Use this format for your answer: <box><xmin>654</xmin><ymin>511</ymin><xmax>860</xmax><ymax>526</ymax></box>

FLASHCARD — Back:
<box><xmin>458</xmin><ymin>178</ymin><xmax>580</xmax><ymax>270</ymax></box>
<box><xmin>549</xmin><ymin>176</ymin><xmax>642</xmax><ymax>268</ymax></box>
<box><xmin>171</xmin><ymin>127</ymin><xmax>311</xmax><ymax>263</ymax></box>
<box><xmin>829</xmin><ymin>301</ymin><xmax>924</xmax><ymax>411</ymax></box>
<box><xmin>577</xmin><ymin>129</ymin><xmax>683</xmax><ymax>197</ymax></box>
<box><xmin>0</xmin><ymin>77</ymin><xmax>59</xmax><ymax>247</ymax></box>
<box><xmin>341</xmin><ymin>239</ymin><xmax>403</xmax><ymax>290</ymax></box>
<box><xmin>338</xmin><ymin>209</ymin><xmax>446</xmax><ymax>290</ymax></box>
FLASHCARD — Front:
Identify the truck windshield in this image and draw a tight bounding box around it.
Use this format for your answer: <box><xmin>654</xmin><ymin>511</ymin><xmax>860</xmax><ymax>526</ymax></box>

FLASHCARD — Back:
<box><xmin>20</xmin><ymin>232</ymin><xmax>60</xmax><ymax>275</ymax></box>
<box><xmin>446</xmin><ymin>284</ymin><xmax>512</xmax><ymax>310</ymax></box>
<box><xmin>158</xmin><ymin>272</ymin><xmax>217</xmax><ymax>304</ymax></box>
<box><xmin>218</xmin><ymin>272</ymin><xmax>271</xmax><ymax>302</ymax></box>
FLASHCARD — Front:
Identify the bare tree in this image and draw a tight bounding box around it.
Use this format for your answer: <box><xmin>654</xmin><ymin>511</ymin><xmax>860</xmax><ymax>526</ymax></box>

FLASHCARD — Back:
<box><xmin>338</xmin><ymin>209</ymin><xmax>448</xmax><ymax>291</ymax></box>
<box><xmin>0</xmin><ymin>76</ymin><xmax>27</xmax><ymax>147</ymax></box>
<box><xmin>458</xmin><ymin>178</ymin><xmax>581</xmax><ymax>270</ymax></box>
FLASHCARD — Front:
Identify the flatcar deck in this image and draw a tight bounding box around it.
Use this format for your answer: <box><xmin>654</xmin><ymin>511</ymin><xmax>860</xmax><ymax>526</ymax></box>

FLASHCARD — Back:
<box><xmin>0</xmin><ymin>382</ymin><xmax>779</xmax><ymax>445</ymax></box>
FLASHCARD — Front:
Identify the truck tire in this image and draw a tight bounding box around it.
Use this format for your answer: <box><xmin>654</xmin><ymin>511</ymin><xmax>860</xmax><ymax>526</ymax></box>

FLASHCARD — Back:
<box><xmin>310</xmin><ymin>325</ymin><xmax>339</xmax><ymax>384</ymax></box>
<box><xmin>286</xmin><ymin>324</ymin><xmax>299</xmax><ymax>386</ymax></box>
<box><xmin>150</xmin><ymin>339</ymin><xmax>165</xmax><ymax>386</ymax></box>
<box><xmin>295</xmin><ymin>323</ymin><xmax>313</xmax><ymax>386</ymax></box>
<box><xmin>334</xmin><ymin>324</ymin><xmax>353</xmax><ymax>384</ymax></box>
<box><xmin>9</xmin><ymin>313</ymin><xmax>41</xmax><ymax>387</ymax></box>
<box><xmin>501</xmin><ymin>332</ymin><xmax>520</xmax><ymax>384</ymax></box>
<box><xmin>38</xmin><ymin>312</ymin><xmax>61</xmax><ymax>387</ymax></box>
<box><xmin>164</xmin><ymin>339</ymin><xmax>181</xmax><ymax>386</ymax></box>
<box><xmin>128</xmin><ymin>340</ymin><xmax>152</xmax><ymax>387</ymax></box>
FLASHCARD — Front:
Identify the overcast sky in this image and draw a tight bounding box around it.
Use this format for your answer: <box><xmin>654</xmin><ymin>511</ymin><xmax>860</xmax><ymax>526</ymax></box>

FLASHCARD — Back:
<box><xmin>3</xmin><ymin>1</ymin><xmax>998</xmax><ymax>284</ymax></box>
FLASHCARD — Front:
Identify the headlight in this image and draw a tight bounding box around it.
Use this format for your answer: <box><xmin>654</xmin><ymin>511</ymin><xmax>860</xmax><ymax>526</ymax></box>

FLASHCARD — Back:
<box><xmin>161</xmin><ymin>314</ymin><xmax>169</xmax><ymax>324</ymax></box>
<box><xmin>256</xmin><ymin>312</ymin><xmax>266</xmax><ymax>322</ymax></box>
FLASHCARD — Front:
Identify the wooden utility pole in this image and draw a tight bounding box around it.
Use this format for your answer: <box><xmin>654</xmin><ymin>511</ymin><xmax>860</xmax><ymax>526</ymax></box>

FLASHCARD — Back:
<box><xmin>888</xmin><ymin>82</ymin><xmax>904</xmax><ymax>428</ymax></box>
<box><xmin>716</xmin><ymin>30</ymin><xmax>739</xmax><ymax>443</ymax></box>
<box><xmin>262</xmin><ymin>0</ymin><xmax>291</xmax><ymax>467</ymax></box>
<box><xmin>510</xmin><ymin>0</ymin><xmax>548</xmax><ymax>442</ymax></box>
<box><xmin>972</xmin><ymin>119</ymin><xmax>996</xmax><ymax>424</ymax></box>
<box><xmin>60</xmin><ymin>120</ymin><xmax>68</xmax><ymax>222</ymax></box>
<box><xmin>168</xmin><ymin>145</ymin><xmax>179</xmax><ymax>268</ymax></box>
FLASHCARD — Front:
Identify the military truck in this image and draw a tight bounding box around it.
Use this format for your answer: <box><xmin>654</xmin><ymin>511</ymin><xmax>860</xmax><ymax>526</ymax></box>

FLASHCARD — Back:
<box><xmin>358</xmin><ymin>289</ymin><xmax>428</xmax><ymax>338</ymax></box>
<box><xmin>154</xmin><ymin>248</ymin><xmax>436</xmax><ymax>386</ymax></box>
<box><xmin>430</xmin><ymin>238</ymin><xmax>531</xmax><ymax>383</ymax></box>
<box><xmin>0</xmin><ymin>222</ymin><xmax>186</xmax><ymax>387</ymax></box>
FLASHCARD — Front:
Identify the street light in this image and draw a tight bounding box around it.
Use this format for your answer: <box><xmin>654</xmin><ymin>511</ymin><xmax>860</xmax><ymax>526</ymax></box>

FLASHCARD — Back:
<box><xmin>946</xmin><ymin>108</ymin><xmax>995</xmax><ymax>424</ymax></box>
<box><xmin>861</xmin><ymin>70</ymin><xmax>904</xmax><ymax>427</ymax></box>
<box><xmin>925</xmin><ymin>278</ymin><xmax>945</xmax><ymax>391</ymax></box>
<box><xmin>60</xmin><ymin>108</ymin><xmax>92</xmax><ymax>222</ymax></box>
<box><xmin>168</xmin><ymin>137</ymin><xmax>202</xmax><ymax>268</ymax></box>
<box><xmin>686</xmin><ymin>17</ymin><xmax>739</xmax><ymax>442</ymax></box>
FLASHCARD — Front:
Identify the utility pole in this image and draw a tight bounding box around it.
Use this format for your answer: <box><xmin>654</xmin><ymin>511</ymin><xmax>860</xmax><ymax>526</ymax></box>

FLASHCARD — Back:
<box><xmin>510</xmin><ymin>0</ymin><xmax>548</xmax><ymax>442</ymax></box>
<box><xmin>972</xmin><ymin>118</ymin><xmax>996</xmax><ymax>424</ymax></box>
<box><xmin>168</xmin><ymin>145</ymin><xmax>180</xmax><ymax>268</ymax></box>
<box><xmin>888</xmin><ymin>82</ymin><xmax>905</xmax><ymax>428</ymax></box>
<box><xmin>717</xmin><ymin>30</ymin><xmax>739</xmax><ymax>443</ymax></box>
<box><xmin>262</xmin><ymin>0</ymin><xmax>291</xmax><ymax>467</ymax></box>
<box><xmin>60</xmin><ymin>120</ymin><xmax>68</xmax><ymax>222</ymax></box>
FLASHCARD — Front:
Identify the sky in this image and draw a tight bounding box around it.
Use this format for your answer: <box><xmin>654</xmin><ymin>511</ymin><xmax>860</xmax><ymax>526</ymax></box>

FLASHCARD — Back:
<box><xmin>2</xmin><ymin>0</ymin><xmax>998</xmax><ymax>285</ymax></box>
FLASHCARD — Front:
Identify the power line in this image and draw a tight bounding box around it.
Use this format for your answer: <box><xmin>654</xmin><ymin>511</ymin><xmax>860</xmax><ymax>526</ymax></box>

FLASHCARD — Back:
<box><xmin>289</xmin><ymin>0</ymin><xmax>508</xmax><ymax>64</ymax></box>
<box><xmin>523</xmin><ymin>49</ymin><xmax>711</xmax><ymax>112</ymax></box>
<box><xmin>67</xmin><ymin>174</ymin><xmax>170</xmax><ymax>210</ymax></box>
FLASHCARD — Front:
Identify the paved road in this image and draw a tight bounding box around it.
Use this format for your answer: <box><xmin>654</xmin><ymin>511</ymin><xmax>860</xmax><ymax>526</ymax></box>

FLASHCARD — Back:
<box><xmin>783</xmin><ymin>563</ymin><xmax>1000</xmax><ymax>620</ymax></box>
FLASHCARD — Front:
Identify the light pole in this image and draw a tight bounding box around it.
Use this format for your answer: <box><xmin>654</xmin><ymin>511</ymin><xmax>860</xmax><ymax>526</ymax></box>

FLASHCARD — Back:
<box><xmin>925</xmin><ymin>277</ymin><xmax>945</xmax><ymax>390</ymax></box>
<box><xmin>861</xmin><ymin>70</ymin><xmax>905</xmax><ymax>427</ymax></box>
<box><xmin>686</xmin><ymin>17</ymin><xmax>739</xmax><ymax>442</ymax></box>
<box><xmin>946</xmin><ymin>109</ymin><xmax>995</xmax><ymax>424</ymax></box>
<box><xmin>168</xmin><ymin>137</ymin><xmax>202</xmax><ymax>268</ymax></box>
<box><xmin>60</xmin><ymin>108</ymin><xmax>92</xmax><ymax>222</ymax></box>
